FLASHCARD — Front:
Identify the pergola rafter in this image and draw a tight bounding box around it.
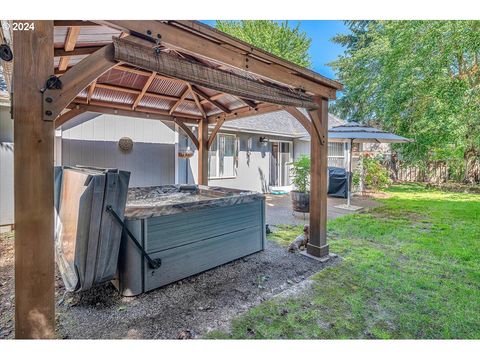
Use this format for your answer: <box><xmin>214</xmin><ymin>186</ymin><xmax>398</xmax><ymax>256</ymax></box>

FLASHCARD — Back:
<box><xmin>191</xmin><ymin>84</ymin><xmax>232</xmax><ymax>114</ymax></box>
<box><xmin>186</xmin><ymin>82</ymin><xmax>206</xmax><ymax>118</ymax></box>
<box><xmin>132</xmin><ymin>71</ymin><xmax>157</xmax><ymax>109</ymax></box>
<box><xmin>86</xmin><ymin>80</ymin><xmax>96</xmax><ymax>104</ymax></box>
<box><xmin>169</xmin><ymin>86</ymin><xmax>190</xmax><ymax>115</ymax></box>
<box><xmin>9</xmin><ymin>20</ymin><xmax>342</xmax><ymax>339</ymax></box>
<box><xmin>57</xmin><ymin>26</ymin><xmax>80</xmax><ymax>71</ymax></box>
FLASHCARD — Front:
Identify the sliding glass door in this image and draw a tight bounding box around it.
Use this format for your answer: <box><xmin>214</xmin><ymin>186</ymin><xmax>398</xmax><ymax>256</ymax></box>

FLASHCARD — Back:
<box><xmin>270</xmin><ymin>141</ymin><xmax>292</xmax><ymax>187</ymax></box>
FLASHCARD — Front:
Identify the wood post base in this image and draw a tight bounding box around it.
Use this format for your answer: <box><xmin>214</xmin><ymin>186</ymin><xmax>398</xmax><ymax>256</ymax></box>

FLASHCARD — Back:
<box><xmin>306</xmin><ymin>243</ymin><xmax>329</xmax><ymax>258</ymax></box>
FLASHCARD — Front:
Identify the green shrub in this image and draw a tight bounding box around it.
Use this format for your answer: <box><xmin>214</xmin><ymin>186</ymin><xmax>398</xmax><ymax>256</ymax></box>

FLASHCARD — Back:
<box><xmin>361</xmin><ymin>155</ymin><xmax>391</xmax><ymax>190</ymax></box>
<box><xmin>290</xmin><ymin>155</ymin><xmax>311</xmax><ymax>193</ymax></box>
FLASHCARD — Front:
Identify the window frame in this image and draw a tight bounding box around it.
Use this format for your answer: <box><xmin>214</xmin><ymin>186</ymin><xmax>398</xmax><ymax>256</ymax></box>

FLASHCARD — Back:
<box><xmin>327</xmin><ymin>142</ymin><xmax>346</xmax><ymax>168</ymax></box>
<box><xmin>208</xmin><ymin>132</ymin><xmax>238</xmax><ymax>180</ymax></box>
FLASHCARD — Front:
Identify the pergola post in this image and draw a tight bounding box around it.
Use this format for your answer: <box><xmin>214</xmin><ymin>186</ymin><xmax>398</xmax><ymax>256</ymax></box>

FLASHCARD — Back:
<box><xmin>197</xmin><ymin>118</ymin><xmax>208</xmax><ymax>185</ymax></box>
<box><xmin>13</xmin><ymin>20</ymin><xmax>55</xmax><ymax>338</ymax></box>
<box><xmin>307</xmin><ymin>98</ymin><xmax>329</xmax><ymax>258</ymax></box>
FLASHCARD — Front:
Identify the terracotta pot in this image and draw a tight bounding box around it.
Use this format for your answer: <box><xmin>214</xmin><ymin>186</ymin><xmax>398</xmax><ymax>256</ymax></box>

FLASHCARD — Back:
<box><xmin>291</xmin><ymin>191</ymin><xmax>310</xmax><ymax>213</ymax></box>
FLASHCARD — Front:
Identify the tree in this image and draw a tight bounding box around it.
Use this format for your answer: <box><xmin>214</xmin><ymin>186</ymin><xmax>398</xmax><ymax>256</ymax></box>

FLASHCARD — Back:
<box><xmin>330</xmin><ymin>21</ymin><xmax>480</xmax><ymax>183</ymax></box>
<box><xmin>215</xmin><ymin>20</ymin><xmax>312</xmax><ymax>68</ymax></box>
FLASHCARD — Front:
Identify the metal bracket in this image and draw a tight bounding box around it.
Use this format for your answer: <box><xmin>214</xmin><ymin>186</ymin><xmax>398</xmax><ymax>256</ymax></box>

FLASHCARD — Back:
<box><xmin>42</xmin><ymin>75</ymin><xmax>62</xmax><ymax>122</ymax></box>
<box><xmin>0</xmin><ymin>43</ymin><xmax>13</xmax><ymax>62</ymax></box>
<box><xmin>130</xmin><ymin>30</ymin><xmax>161</xmax><ymax>45</ymax></box>
<box><xmin>106</xmin><ymin>205</ymin><xmax>162</xmax><ymax>269</ymax></box>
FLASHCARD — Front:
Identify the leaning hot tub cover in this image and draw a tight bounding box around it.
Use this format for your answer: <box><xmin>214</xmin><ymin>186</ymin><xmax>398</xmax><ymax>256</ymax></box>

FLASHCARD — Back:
<box><xmin>55</xmin><ymin>166</ymin><xmax>130</xmax><ymax>292</ymax></box>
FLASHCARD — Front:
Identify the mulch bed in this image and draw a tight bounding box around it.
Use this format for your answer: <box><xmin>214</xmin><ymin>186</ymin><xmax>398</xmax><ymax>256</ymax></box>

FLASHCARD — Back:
<box><xmin>0</xmin><ymin>231</ymin><xmax>339</xmax><ymax>339</ymax></box>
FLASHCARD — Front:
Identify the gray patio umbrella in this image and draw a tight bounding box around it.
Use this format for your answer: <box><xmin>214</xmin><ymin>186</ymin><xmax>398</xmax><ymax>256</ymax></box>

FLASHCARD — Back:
<box><xmin>328</xmin><ymin>122</ymin><xmax>412</xmax><ymax>210</ymax></box>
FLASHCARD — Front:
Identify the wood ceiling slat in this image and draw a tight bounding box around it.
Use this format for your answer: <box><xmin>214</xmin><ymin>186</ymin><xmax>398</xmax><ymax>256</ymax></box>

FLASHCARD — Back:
<box><xmin>58</xmin><ymin>26</ymin><xmax>81</xmax><ymax>71</ymax></box>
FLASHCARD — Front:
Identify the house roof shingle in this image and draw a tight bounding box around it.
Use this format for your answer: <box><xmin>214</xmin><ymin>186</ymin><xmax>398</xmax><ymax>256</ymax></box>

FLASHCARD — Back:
<box><xmin>221</xmin><ymin>109</ymin><xmax>346</xmax><ymax>138</ymax></box>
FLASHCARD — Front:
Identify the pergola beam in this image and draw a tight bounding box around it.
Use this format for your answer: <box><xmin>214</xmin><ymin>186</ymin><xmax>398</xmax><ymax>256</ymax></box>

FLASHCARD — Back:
<box><xmin>174</xmin><ymin>21</ymin><xmax>343</xmax><ymax>92</ymax></box>
<box><xmin>55</xmin><ymin>108</ymin><xmax>86</xmax><ymax>128</ymax></box>
<box><xmin>175</xmin><ymin>120</ymin><xmax>199</xmax><ymax>149</ymax></box>
<box><xmin>43</xmin><ymin>43</ymin><xmax>118</xmax><ymax>121</ymax></box>
<box><xmin>54</xmin><ymin>45</ymin><xmax>104</xmax><ymax>57</ymax></box>
<box><xmin>208</xmin><ymin>103</ymin><xmax>282</xmax><ymax>123</ymax></box>
<box><xmin>54</xmin><ymin>20</ymin><xmax>99</xmax><ymax>27</ymax></box>
<box><xmin>112</xmin><ymin>37</ymin><xmax>319</xmax><ymax>109</ymax></box>
<box><xmin>57</xmin><ymin>102</ymin><xmax>195</xmax><ymax>129</ymax></box>
<box><xmin>207</xmin><ymin>116</ymin><xmax>226</xmax><ymax>150</ymax></box>
<box><xmin>99</xmin><ymin>21</ymin><xmax>339</xmax><ymax>99</ymax></box>
<box><xmin>283</xmin><ymin>106</ymin><xmax>312</xmax><ymax>136</ymax></box>
<box><xmin>70</xmin><ymin>99</ymin><xmax>200</xmax><ymax>119</ymax></box>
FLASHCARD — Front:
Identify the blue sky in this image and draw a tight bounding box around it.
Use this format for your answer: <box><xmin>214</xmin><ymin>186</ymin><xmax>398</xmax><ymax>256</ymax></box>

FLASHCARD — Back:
<box><xmin>201</xmin><ymin>20</ymin><xmax>349</xmax><ymax>80</ymax></box>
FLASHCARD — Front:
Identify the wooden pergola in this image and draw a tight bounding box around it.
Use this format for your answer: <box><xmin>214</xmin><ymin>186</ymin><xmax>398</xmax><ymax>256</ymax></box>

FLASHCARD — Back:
<box><xmin>6</xmin><ymin>20</ymin><xmax>342</xmax><ymax>338</ymax></box>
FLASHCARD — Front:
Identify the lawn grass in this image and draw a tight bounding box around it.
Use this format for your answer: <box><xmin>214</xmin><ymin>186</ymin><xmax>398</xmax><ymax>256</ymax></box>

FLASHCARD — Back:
<box><xmin>206</xmin><ymin>184</ymin><xmax>480</xmax><ymax>339</ymax></box>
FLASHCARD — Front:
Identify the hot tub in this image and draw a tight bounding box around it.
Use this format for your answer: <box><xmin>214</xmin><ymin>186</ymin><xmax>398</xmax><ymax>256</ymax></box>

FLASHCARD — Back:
<box><xmin>114</xmin><ymin>185</ymin><xmax>266</xmax><ymax>296</ymax></box>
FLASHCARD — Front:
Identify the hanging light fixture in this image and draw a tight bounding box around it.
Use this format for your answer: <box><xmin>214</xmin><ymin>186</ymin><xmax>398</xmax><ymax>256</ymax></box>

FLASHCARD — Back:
<box><xmin>178</xmin><ymin>145</ymin><xmax>194</xmax><ymax>159</ymax></box>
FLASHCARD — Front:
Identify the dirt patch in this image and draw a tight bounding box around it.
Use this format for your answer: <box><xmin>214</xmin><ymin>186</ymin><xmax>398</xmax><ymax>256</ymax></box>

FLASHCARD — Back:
<box><xmin>358</xmin><ymin>190</ymin><xmax>392</xmax><ymax>199</ymax></box>
<box><xmin>426</xmin><ymin>182</ymin><xmax>480</xmax><ymax>194</ymax></box>
<box><xmin>368</xmin><ymin>206</ymin><xmax>428</xmax><ymax>223</ymax></box>
<box><xmin>0</xmin><ymin>232</ymin><xmax>339</xmax><ymax>339</ymax></box>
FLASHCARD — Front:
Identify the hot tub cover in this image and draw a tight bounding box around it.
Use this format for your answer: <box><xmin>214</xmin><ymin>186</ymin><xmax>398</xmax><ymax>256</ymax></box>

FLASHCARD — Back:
<box><xmin>55</xmin><ymin>166</ymin><xmax>130</xmax><ymax>292</ymax></box>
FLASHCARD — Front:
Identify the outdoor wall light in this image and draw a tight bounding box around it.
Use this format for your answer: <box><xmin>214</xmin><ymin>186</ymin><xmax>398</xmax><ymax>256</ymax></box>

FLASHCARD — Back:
<box><xmin>259</xmin><ymin>136</ymin><xmax>269</xmax><ymax>143</ymax></box>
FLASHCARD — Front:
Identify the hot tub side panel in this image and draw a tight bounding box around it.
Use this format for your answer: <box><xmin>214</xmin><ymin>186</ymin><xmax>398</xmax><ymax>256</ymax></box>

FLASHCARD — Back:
<box><xmin>116</xmin><ymin>199</ymin><xmax>265</xmax><ymax>295</ymax></box>
<box><xmin>144</xmin><ymin>200</ymin><xmax>265</xmax><ymax>292</ymax></box>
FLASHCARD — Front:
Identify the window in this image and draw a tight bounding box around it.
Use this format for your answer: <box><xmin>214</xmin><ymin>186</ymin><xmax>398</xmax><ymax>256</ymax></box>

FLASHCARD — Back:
<box><xmin>208</xmin><ymin>133</ymin><xmax>237</xmax><ymax>178</ymax></box>
<box><xmin>328</xmin><ymin>142</ymin><xmax>345</xmax><ymax>168</ymax></box>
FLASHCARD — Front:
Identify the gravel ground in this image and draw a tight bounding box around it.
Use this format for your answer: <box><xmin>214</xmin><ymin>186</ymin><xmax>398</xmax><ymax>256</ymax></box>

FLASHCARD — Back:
<box><xmin>0</xmin><ymin>231</ymin><xmax>14</xmax><ymax>339</ymax></box>
<box><xmin>0</xmin><ymin>232</ymin><xmax>339</xmax><ymax>339</ymax></box>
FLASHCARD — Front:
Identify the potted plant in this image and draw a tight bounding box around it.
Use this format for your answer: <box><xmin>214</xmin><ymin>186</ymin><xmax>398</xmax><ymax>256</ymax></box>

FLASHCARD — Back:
<box><xmin>290</xmin><ymin>155</ymin><xmax>311</xmax><ymax>212</ymax></box>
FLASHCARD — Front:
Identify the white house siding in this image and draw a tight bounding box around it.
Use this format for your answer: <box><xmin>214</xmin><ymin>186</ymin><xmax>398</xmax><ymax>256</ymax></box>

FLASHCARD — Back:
<box><xmin>293</xmin><ymin>139</ymin><xmax>310</xmax><ymax>161</ymax></box>
<box><xmin>0</xmin><ymin>143</ymin><xmax>14</xmax><ymax>227</ymax></box>
<box><xmin>0</xmin><ymin>103</ymin><xmax>13</xmax><ymax>143</ymax></box>
<box><xmin>208</xmin><ymin>132</ymin><xmax>273</xmax><ymax>193</ymax></box>
<box><xmin>60</xmin><ymin>114</ymin><xmax>176</xmax><ymax>187</ymax></box>
<box><xmin>179</xmin><ymin>131</ymin><xmax>293</xmax><ymax>193</ymax></box>
<box><xmin>0</xmin><ymin>102</ymin><xmax>14</xmax><ymax>228</ymax></box>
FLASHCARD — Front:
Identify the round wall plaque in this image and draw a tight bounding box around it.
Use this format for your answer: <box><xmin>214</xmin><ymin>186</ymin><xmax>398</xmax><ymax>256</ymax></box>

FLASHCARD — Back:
<box><xmin>118</xmin><ymin>137</ymin><xmax>133</xmax><ymax>153</ymax></box>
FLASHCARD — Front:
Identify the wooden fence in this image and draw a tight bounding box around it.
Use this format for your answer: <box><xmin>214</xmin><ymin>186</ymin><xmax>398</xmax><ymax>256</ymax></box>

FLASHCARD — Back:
<box><xmin>389</xmin><ymin>160</ymin><xmax>480</xmax><ymax>184</ymax></box>
<box><xmin>394</xmin><ymin>163</ymin><xmax>449</xmax><ymax>183</ymax></box>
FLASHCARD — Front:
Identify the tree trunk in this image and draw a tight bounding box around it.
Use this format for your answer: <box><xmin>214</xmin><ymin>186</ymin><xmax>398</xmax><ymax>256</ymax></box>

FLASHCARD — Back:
<box><xmin>464</xmin><ymin>146</ymin><xmax>480</xmax><ymax>184</ymax></box>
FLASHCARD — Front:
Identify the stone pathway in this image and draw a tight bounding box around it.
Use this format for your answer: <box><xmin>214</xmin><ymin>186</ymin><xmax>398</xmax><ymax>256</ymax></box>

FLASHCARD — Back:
<box><xmin>265</xmin><ymin>194</ymin><xmax>380</xmax><ymax>226</ymax></box>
